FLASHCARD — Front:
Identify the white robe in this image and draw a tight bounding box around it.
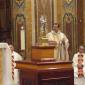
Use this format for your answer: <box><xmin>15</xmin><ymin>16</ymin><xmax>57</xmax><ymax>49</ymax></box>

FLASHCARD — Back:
<box><xmin>12</xmin><ymin>51</ymin><xmax>23</xmax><ymax>85</ymax></box>
<box><xmin>72</xmin><ymin>52</ymin><xmax>85</xmax><ymax>85</ymax></box>
<box><xmin>46</xmin><ymin>30</ymin><xmax>69</xmax><ymax>61</ymax></box>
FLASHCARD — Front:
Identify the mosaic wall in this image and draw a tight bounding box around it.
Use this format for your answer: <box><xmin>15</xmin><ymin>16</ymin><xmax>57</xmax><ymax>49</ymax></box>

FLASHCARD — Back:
<box><xmin>12</xmin><ymin>0</ymin><xmax>32</xmax><ymax>59</ymax></box>
<box><xmin>12</xmin><ymin>0</ymin><xmax>85</xmax><ymax>60</ymax></box>
<box><xmin>35</xmin><ymin>0</ymin><xmax>53</xmax><ymax>42</ymax></box>
<box><xmin>62</xmin><ymin>0</ymin><xmax>77</xmax><ymax>59</ymax></box>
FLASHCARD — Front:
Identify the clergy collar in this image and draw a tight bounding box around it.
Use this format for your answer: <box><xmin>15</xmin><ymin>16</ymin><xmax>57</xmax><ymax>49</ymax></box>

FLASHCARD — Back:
<box><xmin>51</xmin><ymin>30</ymin><xmax>61</xmax><ymax>35</ymax></box>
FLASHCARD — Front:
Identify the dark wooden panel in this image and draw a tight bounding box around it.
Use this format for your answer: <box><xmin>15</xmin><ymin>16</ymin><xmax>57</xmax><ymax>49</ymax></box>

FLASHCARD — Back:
<box><xmin>0</xmin><ymin>0</ymin><xmax>12</xmax><ymax>43</ymax></box>
<box><xmin>77</xmin><ymin>0</ymin><xmax>84</xmax><ymax>46</ymax></box>
<box><xmin>16</xmin><ymin>61</ymin><xmax>74</xmax><ymax>85</ymax></box>
<box><xmin>0</xmin><ymin>1</ymin><xmax>5</xmax><ymax>9</ymax></box>
<box><xmin>19</xmin><ymin>68</ymin><xmax>74</xmax><ymax>85</ymax></box>
<box><xmin>38</xmin><ymin>68</ymin><xmax>73</xmax><ymax>85</ymax></box>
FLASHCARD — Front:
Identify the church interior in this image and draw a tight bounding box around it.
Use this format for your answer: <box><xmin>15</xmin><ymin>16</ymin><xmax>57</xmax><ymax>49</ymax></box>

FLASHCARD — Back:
<box><xmin>0</xmin><ymin>0</ymin><xmax>85</xmax><ymax>85</ymax></box>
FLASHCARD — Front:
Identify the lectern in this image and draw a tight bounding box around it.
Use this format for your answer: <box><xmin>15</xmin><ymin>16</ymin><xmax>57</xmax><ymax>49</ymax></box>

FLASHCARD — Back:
<box><xmin>15</xmin><ymin>45</ymin><xmax>74</xmax><ymax>85</ymax></box>
<box><xmin>31</xmin><ymin>45</ymin><xmax>55</xmax><ymax>61</ymax></box>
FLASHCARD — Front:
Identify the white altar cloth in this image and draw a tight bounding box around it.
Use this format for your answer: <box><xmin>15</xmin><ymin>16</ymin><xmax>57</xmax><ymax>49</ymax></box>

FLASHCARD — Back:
<box><xmin>0</xmin><ymin>43</ymin><xmax>12</xmax><ymax>85</ymax></box>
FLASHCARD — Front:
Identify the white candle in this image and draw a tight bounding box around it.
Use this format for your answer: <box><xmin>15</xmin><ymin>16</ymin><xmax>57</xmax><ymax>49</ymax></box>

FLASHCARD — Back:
<box><xmin>20</xmin><ymin>26</ymin><xmax>25</xmax><ymax>50</ymax></box>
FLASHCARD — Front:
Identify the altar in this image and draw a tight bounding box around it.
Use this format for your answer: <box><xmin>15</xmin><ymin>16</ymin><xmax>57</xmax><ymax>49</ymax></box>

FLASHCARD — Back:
<box><xmin>15</xmin><ymin>45</ymin><xmax>74</xmax><ymax>85</ymax></box>
<box><xmin>16</xmin><ymin>60</ymin><xmax>73</xmax><ymax>85</ymax></box>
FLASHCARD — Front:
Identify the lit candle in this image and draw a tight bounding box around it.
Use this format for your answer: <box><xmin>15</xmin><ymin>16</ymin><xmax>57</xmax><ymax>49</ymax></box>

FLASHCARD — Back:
<box><xmin>20</xmin><ymin>26</ymin><xmax>25</xmax><ymax>50</ymax></box>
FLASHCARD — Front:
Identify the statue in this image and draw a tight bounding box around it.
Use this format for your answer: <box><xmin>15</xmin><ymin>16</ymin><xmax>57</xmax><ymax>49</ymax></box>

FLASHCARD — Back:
<box><xmin>40</xmin><ymin>15</ymin><xmax>47</xmax><ymax>35</ymax></box>
<box><xmin>39</xmin><ymin>15</ymin><xmax>48</xmax><ymax>46</ymax></box>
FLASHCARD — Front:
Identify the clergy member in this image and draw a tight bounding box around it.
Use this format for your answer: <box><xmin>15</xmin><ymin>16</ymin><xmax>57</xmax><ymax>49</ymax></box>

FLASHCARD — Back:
<box><xmin>46</xmin><ymin>23</ymin><xmax>69</xmax><ymax>61</ymax></box>
<box><xmin>9</xmin><ymin>45</ymin><xmax>23</xmax><ymax>85</ymax></box>
<box><xmin>72</xmin><ymin>45</ymin><xmax>85</xmax><ymax>85</ymax></box>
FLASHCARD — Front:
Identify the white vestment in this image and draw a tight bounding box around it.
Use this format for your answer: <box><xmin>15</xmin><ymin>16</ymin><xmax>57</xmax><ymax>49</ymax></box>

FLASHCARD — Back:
<box><xmin>12</xmin><ymin>51</ymin><xmax>23</xmax><ymax>85</ymax></box>
<box><xmin>46</xmin><ymin>30</ymin><xmax>69</xmax><ymax>61</ymax></box>
<box><xmin>72</xmin><ymin>52</ymin><xmax>85</xmax><ymax>85</ymax></box>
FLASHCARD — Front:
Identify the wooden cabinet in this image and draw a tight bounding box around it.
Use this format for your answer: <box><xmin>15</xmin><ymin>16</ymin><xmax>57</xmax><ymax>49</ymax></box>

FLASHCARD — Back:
<box><xmin>31</xmin><ymin>46</ymin><xmax>55</xmax><ymax>61</ymax></box>
<box><xmin>16</xmin><ymin>61</ymin><xmax>74</xmax><ymax>85</ymax></box>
